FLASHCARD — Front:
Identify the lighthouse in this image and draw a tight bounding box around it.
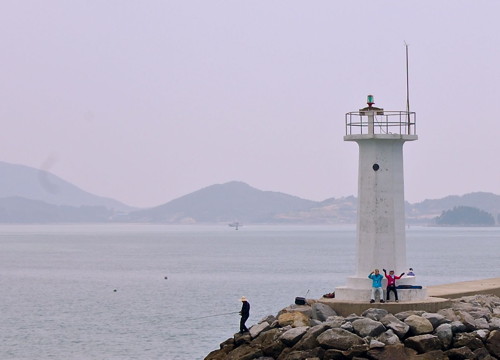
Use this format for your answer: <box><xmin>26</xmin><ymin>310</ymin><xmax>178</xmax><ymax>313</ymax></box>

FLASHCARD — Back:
<box><xmin>335</xmin><ymin>95</ymin><xmax>426</xmax><ymax>301</ymax></box>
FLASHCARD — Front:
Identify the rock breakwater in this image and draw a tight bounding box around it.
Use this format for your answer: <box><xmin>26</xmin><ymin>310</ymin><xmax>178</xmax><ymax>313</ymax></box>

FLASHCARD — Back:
<box><xmin>205</xmin><ymin>295</ymin><xmax>500</xmax><ymax>360</ymax></box>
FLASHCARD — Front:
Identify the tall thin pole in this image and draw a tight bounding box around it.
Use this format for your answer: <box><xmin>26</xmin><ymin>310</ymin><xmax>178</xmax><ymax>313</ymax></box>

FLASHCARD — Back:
<box><xmin>405</xmin><ymin>42</ymin><xmax>411</xmax><ymax>134</ymax></box>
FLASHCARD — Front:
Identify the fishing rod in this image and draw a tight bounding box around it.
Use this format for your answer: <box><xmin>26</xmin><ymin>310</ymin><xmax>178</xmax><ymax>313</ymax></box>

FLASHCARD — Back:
<box><xmin>186</xmin><ymin>311</ymin><xmax>240</xmax><ymax>321</ymax></box>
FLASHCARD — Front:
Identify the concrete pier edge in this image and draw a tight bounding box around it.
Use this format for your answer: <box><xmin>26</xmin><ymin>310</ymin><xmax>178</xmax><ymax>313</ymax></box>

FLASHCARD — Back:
<box><xmin>317</xmin><ymin>277</ymin><xmax>500</xmax><ymax>317</ymax></box>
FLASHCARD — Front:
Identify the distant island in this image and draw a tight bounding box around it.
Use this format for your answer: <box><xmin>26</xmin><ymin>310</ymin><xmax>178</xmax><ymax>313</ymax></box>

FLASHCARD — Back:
<box><xmin>435</xmin><ymin>206</ymin><xmax>495</xmax><ymax>226</ymax></box>
<box><xmin>0</xmin><ymin>161</ymin><xmax>499</xmax><ymax>225</ymax></box>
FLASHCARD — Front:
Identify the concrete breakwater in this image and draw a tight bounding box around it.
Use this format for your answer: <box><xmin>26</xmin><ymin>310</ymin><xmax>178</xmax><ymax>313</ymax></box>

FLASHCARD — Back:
<box><xmin>205</xmin><ymin>279</ymin><xmax>500</xmax><ymax>360</ymax></box>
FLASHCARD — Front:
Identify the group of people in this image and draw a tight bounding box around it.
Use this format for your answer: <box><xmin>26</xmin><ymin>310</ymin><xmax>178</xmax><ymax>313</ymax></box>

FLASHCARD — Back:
<box><xmin>237</xmin><ymin>267</ymin><xmax>416</xmax><ymax>333</ymax></box>
<box><xmin>368</xmin><ymin>268</ymin><xmax>414</xmax><ymax>303</ymax></box>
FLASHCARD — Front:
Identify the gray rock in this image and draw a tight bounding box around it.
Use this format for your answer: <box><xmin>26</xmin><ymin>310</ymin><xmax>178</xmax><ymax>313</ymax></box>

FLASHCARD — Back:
<box><xmin>362</xmin><ymin>308</ymin><xmax>389</xmax><ymax>321</ymax></box>
<box><xmin>404</xmin><ymin>315</ymin><xmax>434</xmax><ymax>335</ymax></box>
<box><xmin>380</xmin><ymin>313</ymin><xmax>410</xmax><ymax>339</ymax></box>
<box><xmin>456</xmin><ymin>310</ymin><xmax>478</xmax><ymax>331</ymax></box>
<box><xmin>473</xmin><ymin>329</ymin><xmax>490</xmax><ymax>342</ymax></box>
<box><xmin>340</xmin><ymin>321</ymin><xmax>354</xmax><ymax>332</ymax></box>
<box><xmin>489</xmin><ymin>317</ymin><xmax>500</xmax><ymax>330</ymax></box>
<box><xmin>292</xmin><ymin>323</ymin><xmax>330</xmax><ymax>351</ymax></box>
<box><xmin>369</xmin><ymin>339</ymin><xmax>385</xmax><ymax>349</ymax></box>
<box><xmin>435</xmin><ymin>323</ymin><xmax>453</xmax><ymax>349</ymax></box>
<box><xmin>451</xmin><ymin>320</ymin><xmax>467</xmax><ymax>333</ymax></box>
<box><xmin>474</xmin><ymin>317</ymin><xmax>490</xmax><ymax>330</ymax></box>
<box><xmin>345</xmin><ymin>313</ymin><xmax>364</xmax><ymax>322</ymax></box>
<box><xmin>394</xmin><ymin>310</ymin><xmax>425</xmax><ymax>321</ymax></box>
<box><xmin>352</xmin><ymin>318</ymin><xmax>386</xmax><ymax>337</ymax></box>
<box><xmin>438</xmin><ymin>308</ymin><xmax>459</xmax><ymax>322</ymax></box>
<box><xmin>259</xmin><ymin>315</ymin><xmax>276</xmax><ymax>324</ymax></box>
<box><xmin>251</xmin><ymin>328</ymin><xmax>281</xmax><ymax>348</ymax></box>
<box><xmin>376</xmin><ymin>329</ymin><xmax>400</xmax><ymax>345</ymax></box>
<box><xmin>422</xmin><ymin>312</ymin><xmax>449</xmax><ymax>329</ymax></box>
<box><xmin>279</xmin><ymin>326</ymin><xmax>309</xmax><ymax>346</ymax></box>
<box><xmin>324</xmin><ymin>315</ymin><xmax>346</xmax><ymax>329</ymax></box>
<box><xmin>311</xmin><ymin>302</ymin><xmax>337</xmax><ymax>321</ymax></box>
<box><xmin>404</xmin><ymin>334</ymin><xmax>442</xmax><ymax>354</ymax></box>
<box><xmin>309</xmin><ymin>319</ymin><xmax>322</xmax><ymax>327</ymax></box>
<box><xmin>317</xmin><ymin>328</ymin><xmax>365</xmax><ymax>350</ymax></box>
<box><xmin>250</xmin><ymin>321</ymin><xmax>270</xmax><ymax>338</ymax></box>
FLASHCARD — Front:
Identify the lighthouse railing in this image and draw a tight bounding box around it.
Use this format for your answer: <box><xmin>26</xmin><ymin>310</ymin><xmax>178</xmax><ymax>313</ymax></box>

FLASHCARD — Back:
<box><xmin>345</xmin><ymin>111</ymin><xmax>416</xmax><ymax>136</ymax></box>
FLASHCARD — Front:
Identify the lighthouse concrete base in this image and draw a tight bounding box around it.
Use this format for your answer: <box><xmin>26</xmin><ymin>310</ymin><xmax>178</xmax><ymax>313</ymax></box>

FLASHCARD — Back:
<box><xmin>335</xmin><ymin>275</ymin><xmax>427</xmax><ymax>302</ymax></box>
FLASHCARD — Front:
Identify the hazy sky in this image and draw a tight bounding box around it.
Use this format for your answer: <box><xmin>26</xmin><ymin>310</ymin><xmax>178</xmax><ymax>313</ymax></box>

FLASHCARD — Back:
<box><xmin>1</xmin><ymin>1</ymin><xmax>499</xmax><ymax>208</ymax></box>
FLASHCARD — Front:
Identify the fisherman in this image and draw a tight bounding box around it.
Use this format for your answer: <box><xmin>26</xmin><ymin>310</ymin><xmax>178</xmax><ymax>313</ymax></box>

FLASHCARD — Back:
<box><xmin>239</xmin><ymin>296</ymin><xmax>250</xmax><ymax>333</ymax></box>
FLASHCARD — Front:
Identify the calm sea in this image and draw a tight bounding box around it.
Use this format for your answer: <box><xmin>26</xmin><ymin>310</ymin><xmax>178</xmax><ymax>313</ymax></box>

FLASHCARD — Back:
<box><xmin>0</xmin><ymin>224</ymin><xmax>499</xmax><ymax>360</ymax></box>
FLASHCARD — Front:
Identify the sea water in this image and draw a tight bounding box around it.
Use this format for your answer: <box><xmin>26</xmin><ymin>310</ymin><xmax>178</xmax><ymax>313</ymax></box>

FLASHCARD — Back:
<box><xmin>0</xmin><ymin>224</ymin><xmax>499</xmax><ymax>360</ymax></box>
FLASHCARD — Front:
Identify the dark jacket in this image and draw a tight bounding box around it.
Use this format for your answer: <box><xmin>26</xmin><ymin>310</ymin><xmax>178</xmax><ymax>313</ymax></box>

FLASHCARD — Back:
<box><xmin>240</xmin><ymin>301</ymin><xmax>250</xmax><ymax>317</ymax></box>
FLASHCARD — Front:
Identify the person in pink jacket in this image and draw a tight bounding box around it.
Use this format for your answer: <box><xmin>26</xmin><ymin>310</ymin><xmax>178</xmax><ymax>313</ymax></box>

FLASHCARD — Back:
<box><xmin>383</xmin><ymin>269</ymin><xmax>405</xmax><ymax>302</ymax></box>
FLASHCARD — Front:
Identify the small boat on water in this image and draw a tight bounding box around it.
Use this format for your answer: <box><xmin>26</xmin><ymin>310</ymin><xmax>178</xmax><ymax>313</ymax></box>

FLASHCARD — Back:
<box><xmin>228</xmin><ymin>222</ymin><xmax>242</xmax><ymax>230</ymax></box>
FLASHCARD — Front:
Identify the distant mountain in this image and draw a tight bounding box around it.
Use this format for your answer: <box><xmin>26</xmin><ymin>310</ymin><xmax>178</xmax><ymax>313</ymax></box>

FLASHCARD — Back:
<box><xmin>1</xmin><ymin>160</ymin><xmax>499</xmax><ymax>225</ymax></box>
<box><xmin>0</xmin><ymin>161</ymin><xmax>134</xmax><ymax>212</ymax></box>
<box><xmin>127</xmin><ymin>181</ymin><xmax>317</xmax><ymax>223</ymax></box>
<box><xmin>0</xmin><ymin>197</ymin><xmax>114</xmax><ymax>223</ymax></box>
<box><xmin>406</xmin><ymin>192</ymin><xmax>500</xmax><ymax>224</ymax></box>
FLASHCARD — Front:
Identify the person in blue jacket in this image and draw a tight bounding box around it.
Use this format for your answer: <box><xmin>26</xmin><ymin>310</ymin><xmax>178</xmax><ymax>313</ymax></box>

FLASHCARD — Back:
<box><xmin>368</xmin><ymin>269</ymin><xmax>385</xmax><ymax>303</ymax></box>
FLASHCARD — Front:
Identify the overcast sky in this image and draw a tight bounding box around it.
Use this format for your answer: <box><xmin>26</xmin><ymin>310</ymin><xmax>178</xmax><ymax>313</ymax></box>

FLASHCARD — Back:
<box><xmin>1</xmin><ymin>1</ymin><xmax>499</xmax><ymax>208</ymax></box>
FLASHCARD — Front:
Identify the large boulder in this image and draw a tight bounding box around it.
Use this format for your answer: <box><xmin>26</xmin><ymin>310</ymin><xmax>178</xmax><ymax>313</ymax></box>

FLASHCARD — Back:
<box><xmin>225</xmin><ymin>344</ymin><xmax>263</xmax><ymax>360</ymax></box>
<box><xmin>486</xmin><ymin>330</ymin><xmax>500</xmax><ymax>358</ymax></box>
<box><xmin>438</xmin><ymin>308</ymin><xmax>459</xmax><ymax>322</ymax></box>
<box><xmin>292</xmin><ymin>323</ymin><xmax>330</xmax><ymax>351</ymax></box>
<box><xmin>395</xmin><ymin>310</ymin><xmax>425</xmax><ymax>321</ymax></box>
<box><xmin>474</xmin><ymin>317</ymin><xmax>490</xmax><ymax>330</ymax></box>
<box><xmin>452</xmin><ymin>332</ymin><xmax>485</xmax><ymax>351</ymax></box>
<box><xmin>367</xmin><ymin>344</ymin><xmax>418</xmax><ymax>360</ymax></box>
<box><xmin>352</xmin><ymin>318</ymin><xmax>386</xmax><ymax>337</ymax></box>
<box><xmin>377</xmin><ymin>329</ymin><xmax>401</xmax><ymax>345</ymax></box>
<box><xmin>279</xmin><ymin>326</ymin><xmax>309</xmax><ymax>347</ymax></box>
<box><xmin>404</xmin><ymin>334</ymin><xmax>442</xmax><ymax>354</ymax></box>
<box><xmin>278</xmin><ymin>347</ymin><xmax>324</xmax><ymax>360</ymax></box>
<box><xmin>316</xmin><ymin>328</ymin><xmax>365</xmax><ymax>350</ymax></box>
<box><xmin>445</xmin><ymin>346</ymin><xmax>476</xmax><ymax>359</ymax></box>
<box><xmin>456</xmin><ymin>310</ymin><xmax>478</xmax><ymax>331</ymax></box>
<box><xmin>489</xmin><ymin>317</ymin><xmax>500</xmax><ymax>330</ymax></box>
<box><xmin>450</xmin><ymin>321</ymin><xmax>468</xmax><ymax>333</ymax></box>
<box><xmin>362</xmin><ymin>308</ymin><xmax>389</xmax><ymax>321</ymax></box>
<box><xmin>435</xmin><ymin>323</ymin><xmax>453</xmax><ymax>349</ymax></box>
<box><xmin>311</xmin><ymin>303</ymin><xmax>337</xmax><ymax>321</ymax></box>
<box><xmin>324</xmin><ymin>316</ymin><xmax>346</xmax><ymax>328</ymax></box>
<box><xmin>422</xmin><ymin>312</ymin><xmax>449</xmax><ymax>329</ymax></box>
<box><xmin>278</xmin><ymin>311</ymin><xmax>310</xmax><ymax>328</ymax></box>
<box><xmin>380</xmin><ymin>313</ymin><xmax>410</xmax><ymax>338</ymax></box>
<box><xmin>249</xmin><ymin>321</ymin><xmax>270</xmax><ymax>338</ymax></box>
<box><xmin>278</xmin><ymin>304</ymin><xmax>313</xmax><ymax>318</ymax></box>
<box><xmin>404</xmin><ymin>315</ymin><xmax>434</xmax><ymax>335</ymax></box>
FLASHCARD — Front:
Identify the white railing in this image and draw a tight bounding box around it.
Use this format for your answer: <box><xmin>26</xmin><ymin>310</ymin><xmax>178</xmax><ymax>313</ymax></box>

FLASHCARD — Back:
<box><xmin>345</xmin><ymin>111</ymin><xmax>417</xmax><ymax>136</ymax></box>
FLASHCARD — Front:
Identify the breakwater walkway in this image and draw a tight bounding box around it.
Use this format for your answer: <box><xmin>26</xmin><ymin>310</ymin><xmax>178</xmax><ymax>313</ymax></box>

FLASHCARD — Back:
<box><xmin>319</xmin><ymin>277</ymin><xmax>500</xmax><ymax>317</ymax></box>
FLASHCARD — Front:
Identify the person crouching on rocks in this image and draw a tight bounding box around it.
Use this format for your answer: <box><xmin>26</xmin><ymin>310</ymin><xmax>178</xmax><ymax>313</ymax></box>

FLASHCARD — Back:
<box><xmin>239</xmin><ymin>296</ymin><xmax>250</xmax><ymax>333</ymax></box>
<box><xmin>383</xmin><ymin>269</ymin><xmax>405</xmax><ymax>302</ymax></box>
<box><xmin>368</xmin><ymin>269</ymin><xmax>384</xmax><ymax>303</ymax></box>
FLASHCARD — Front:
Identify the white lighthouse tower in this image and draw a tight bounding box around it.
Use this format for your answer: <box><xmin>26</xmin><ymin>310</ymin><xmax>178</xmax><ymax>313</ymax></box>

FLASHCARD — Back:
<box><xmin>335</xmin><ymin>95</ymin><xmax>426</xmax><ymax>301</ymax></box>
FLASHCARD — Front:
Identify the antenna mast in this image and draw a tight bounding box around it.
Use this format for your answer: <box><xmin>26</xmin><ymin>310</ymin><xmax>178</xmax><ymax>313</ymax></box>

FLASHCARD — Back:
<box><xmin>404</xmin><ymin>41</ymin><xmax>411</xmax><ymax>134</ymax></box>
